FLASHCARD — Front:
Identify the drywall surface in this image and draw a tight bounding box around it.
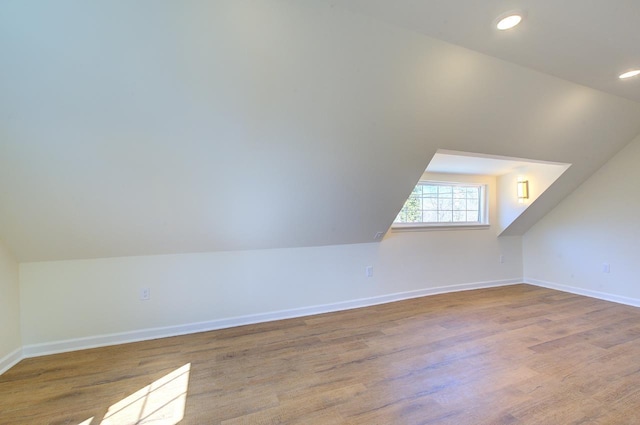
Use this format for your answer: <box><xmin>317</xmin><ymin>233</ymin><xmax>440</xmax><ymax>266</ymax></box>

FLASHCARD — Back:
<box><xmin>20</xmin><ymin>240</ymin><xmax>521</xmax><ymax>348</ymax></box>
<box><xmin>384</xmin><ymin>172</ymin><xmax>522</xmax><ymax>286</ymax></box>
<box><xmin>523</xmin><ymin>133</ymin><xmax>640</xmax><ymax>301</ymax></box>
<box><xmin>0</xmin><ymin>240</ymin><xmax>21</xmax><ymax>366</ymax></box>
<box><xmin>497</xmin><ymin>162</ymin><xmax>570</xmax><ymax>235</ymax></box>
<box><xmin>20</xmin><ymin>203</ymin><xmax>521</xmax><ymax>349</ymax></box>
<box><xmin>2</xmin><ymin>0</ymin><xmax>640</xmax><ymax>262</ymax></box>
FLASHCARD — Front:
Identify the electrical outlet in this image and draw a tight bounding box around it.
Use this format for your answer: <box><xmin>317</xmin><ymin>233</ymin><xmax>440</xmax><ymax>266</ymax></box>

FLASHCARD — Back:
<box><xmin>365</xmin><ymin>266</ymin><xmax>373</xmax><ymax>278</ymax></box>
<box><xmin>602</xmin><ymin>263</ymin><xmax>610</xmax><ymax>273</ymax></box>
<box><xmin>499</xmin><ymin>255</ymin><xmax>504</xmax><ymax>264</ymax></box>
<box><xmin>140</xmin><ymin>288</ymin><xmax>151</xmax><ymax>300</ymax></box>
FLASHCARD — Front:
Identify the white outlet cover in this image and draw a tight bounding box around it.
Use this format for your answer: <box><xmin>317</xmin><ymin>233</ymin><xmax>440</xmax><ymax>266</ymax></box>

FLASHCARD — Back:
<box><xmin>140</xmin><ymin>288</ymin><xmax>151</xmax><ymax>300</ymax></box>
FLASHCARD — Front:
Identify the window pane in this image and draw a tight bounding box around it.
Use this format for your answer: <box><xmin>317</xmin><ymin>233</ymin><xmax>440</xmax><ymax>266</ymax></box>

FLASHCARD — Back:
<box><xmin>423</xmin><ymin>198</ymin><xmax>437</xmax><ymax>209</ymax></box>
<box><xmin>438</xmin><ymin>198</ymin><xmax>452</xmax><ymax>210</ymax></box>
<box><xmin>410</xmin><ymin>196</ymin><xmax>422</xmax><ymax>210</ymax></box>
<box><xmin>423</xmin><ymin>185</ymin><xmax>438</xmax><ymax>196</ymax></box>
<box><xmin>438</xmin><ymin>211</ymin><xmax>453</xmax><ymax>222</ymax></box>
<box><xmin>424</xmin><ymin>211</ymin><xmax>438</xmax><ymax>222</ymax></box>
<box><xmin>394</xmin><ymin>182</ymin><xmax>485</xmax><ymax>225</ymax></box>
<box><xmin>453</xmin><ymin>199</ymin><xmax>466</xmax><ymax>210</ymax></box>
<box><xmin>453</xmin><ymin>210</ymin><xmax>466</xmax><ymax>222</ymax></box>
<box><xmin>406</xmin><ymin>210</ymin><xmax>421</xmax><ymax>222</ymax></box>
<box><xmin>404</xmin><ymin>196</ymin><xmax>420</xmax><ymax>222</ymax></box>
<box><xmin>453</xmin><ymin>187</ymin><xmax>466</xmax><ymax>198</ymax></box>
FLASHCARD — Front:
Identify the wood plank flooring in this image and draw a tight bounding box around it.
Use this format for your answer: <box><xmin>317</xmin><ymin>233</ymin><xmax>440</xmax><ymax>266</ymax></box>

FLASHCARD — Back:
<box><xmin>3</xmin><ymin>284</ymin><xmax>640</xmax><ymax>424</ymax></box>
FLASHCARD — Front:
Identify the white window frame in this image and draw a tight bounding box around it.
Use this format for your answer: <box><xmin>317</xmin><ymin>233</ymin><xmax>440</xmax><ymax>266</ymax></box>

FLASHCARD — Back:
<box><xmin>392</xmin><ymin>180</ymin><xmax>489</xmax><ymax>231</ymax></box>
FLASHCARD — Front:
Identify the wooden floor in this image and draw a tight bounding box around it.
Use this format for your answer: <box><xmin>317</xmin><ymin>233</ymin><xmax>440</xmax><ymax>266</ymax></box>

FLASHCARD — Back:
<box><xmin>3</xmin><ymin>284</ymin><xmax>640</xmax><ymax>424</ymax></box>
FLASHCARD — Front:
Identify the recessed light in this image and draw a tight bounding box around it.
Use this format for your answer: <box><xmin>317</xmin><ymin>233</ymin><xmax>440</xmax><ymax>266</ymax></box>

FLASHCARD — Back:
<box><xmin>496</xmin><ymin>14</ymin><xmax>523</xmax><ymax>30</ymax></box>
<box><xmin>619</xmin><ymin>70</ymin><xmax>640</xmax><ymax>80</ymax></box>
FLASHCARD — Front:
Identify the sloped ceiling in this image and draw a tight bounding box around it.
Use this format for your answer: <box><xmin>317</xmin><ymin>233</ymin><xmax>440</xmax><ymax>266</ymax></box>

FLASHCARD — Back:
<box><xmin>1</xmin><ymin>0</ymin><xmax>640</xmax><ymax>262</ymax></box>
<box><xmin>329</xmin><ymin>0</ymin><xmax>640</xmax><ymax>104</ymax></box>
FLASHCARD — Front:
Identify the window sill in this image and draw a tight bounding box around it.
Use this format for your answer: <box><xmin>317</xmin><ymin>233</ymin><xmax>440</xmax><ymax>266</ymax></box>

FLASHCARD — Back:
<box><xmin>391</xmin><ymin>223</ymin><xmax>490</xmax><ymax>232</ymax></box>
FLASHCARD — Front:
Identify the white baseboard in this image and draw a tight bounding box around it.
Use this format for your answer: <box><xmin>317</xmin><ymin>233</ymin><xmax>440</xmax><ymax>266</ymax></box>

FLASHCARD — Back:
<box><xmin>21</xmin><ymin>278</ymin><xmax>521</xmax><ymax>359</ymax></box>
<box><xmin>0</xmin><ymin>347</ymin><xmax>22</xmax><ymax>375</ymax></box>
<box><xmin>525</xmin><ymin>278</ymin><xmax>640</xmax><ymax>308</ymax></box>
<box><xmin>11</xmin><ymin>278</ymin><xmax>640</xmax><ymax>372</ymax></box>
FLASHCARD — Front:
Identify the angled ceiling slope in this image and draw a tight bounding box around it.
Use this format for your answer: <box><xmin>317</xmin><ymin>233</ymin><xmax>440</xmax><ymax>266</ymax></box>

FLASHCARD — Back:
<box><xmin>1</xmin><ymin>0</ymin><xmax>640</xmax><ymax>262</ymax></box>
<box><xmin>328</xmin><ymin>0</ymin><xmax>640</xmax><ymax>104</ymax></box>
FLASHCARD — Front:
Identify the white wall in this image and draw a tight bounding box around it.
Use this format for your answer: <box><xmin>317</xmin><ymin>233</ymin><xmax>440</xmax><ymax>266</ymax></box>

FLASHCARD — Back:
<box><xmin>3</xmin><ymin>0</ymin><xmax>640</xmax><ymax>263</ymax></box>
<box><xmin>0</xmin><ymin>239</ymin><xmax>21</xmax><ymax>373</ymax></box>
<box><xmin>380</xmin><ymin>171</ymin><xmax>522</xmax><ymax>296</ymax></box>
<box><xmin>19</xmin><ymin>170</ymin><xmax>521</xmax><ymax>353</ymax></box>
<box><xmin>523</xmin><ymin>133</ymin><xmax>640</xmax><ymax>303</ymax></box>
<box><xmin>497</xmin><ymin>162</ymin><xmax>570</xmax><ymax>235</ymax></box>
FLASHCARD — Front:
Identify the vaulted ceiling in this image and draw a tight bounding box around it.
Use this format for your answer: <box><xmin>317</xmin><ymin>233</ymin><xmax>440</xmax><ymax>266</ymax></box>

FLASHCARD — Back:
<box><xmin>329</xmin><ymin>0</ymin><xmax>640</xmax><ymax>103</ymax></box>
<box><xmin>1</xmin><ymin>0</ymin><xmax>640</xmax><ymax>262</ymax></box>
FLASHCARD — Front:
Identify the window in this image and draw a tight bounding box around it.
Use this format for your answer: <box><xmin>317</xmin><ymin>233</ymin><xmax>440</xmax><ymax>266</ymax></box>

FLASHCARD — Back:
<box><xmin>393</xmin><ymin>181</ymin><xmax>487</xmax><ymax>228</ymax></box>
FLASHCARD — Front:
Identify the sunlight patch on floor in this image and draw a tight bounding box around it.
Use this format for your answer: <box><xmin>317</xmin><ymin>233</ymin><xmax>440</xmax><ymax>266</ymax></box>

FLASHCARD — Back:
<box><xmin>98</xmin><ymin>363</ymin><xmax>191</xmax><ymax>425</ymax></box>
